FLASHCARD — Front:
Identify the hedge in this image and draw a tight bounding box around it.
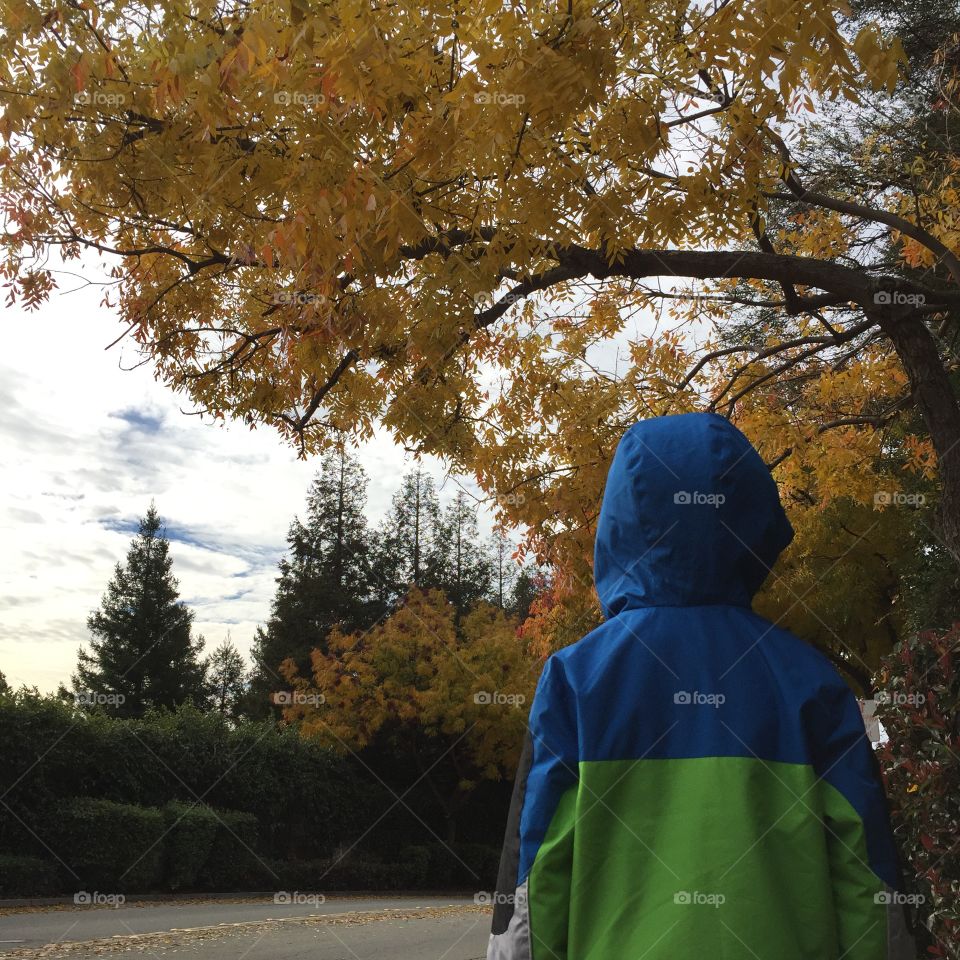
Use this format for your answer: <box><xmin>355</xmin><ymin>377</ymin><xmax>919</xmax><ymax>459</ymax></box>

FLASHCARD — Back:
<box><xmin>161</xmin><ymin>802</ymin><xmax>220</xmax><ymax>891</ymax></box>
<box><xmin>257</xmin><ymin>842</ymin><xmax>498</xmax><ymax>893</ymax></box>
<box><xmin>49</xmin><ymin>798</ymin><xmax>165</xmax><ymax>893</ymax></box>
<box><xmin>198</xmin><ymin>808</ymin><xmax>262</xmax><ymax>891</ymax></box>
<box><xmin>0</xmin><ymin>693</ymin><xmax>512</xmax><ymax>896</ymax></box>
<box><xmin>876</xmin><ymin>625</ymin><xmax>960</xmax><ymax>960</ymax></box>
<box><xmin>0</xmin><ymin>855</ymin><xmax>61</xmax><ymax>897</ymax></box>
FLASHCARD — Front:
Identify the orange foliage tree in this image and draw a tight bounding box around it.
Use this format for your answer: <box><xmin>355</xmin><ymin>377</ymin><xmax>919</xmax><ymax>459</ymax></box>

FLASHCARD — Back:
<box><xmin>280</xmin><ymin>588</ymin><xmax>535</xmax><ymax>842</ymax></box>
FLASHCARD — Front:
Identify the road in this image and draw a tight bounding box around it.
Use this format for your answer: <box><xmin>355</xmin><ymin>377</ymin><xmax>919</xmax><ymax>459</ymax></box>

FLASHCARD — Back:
<box><xmin>0</xmin><ymin>896</ymin><xmax>491</xmax><ymax>959</ymax></box>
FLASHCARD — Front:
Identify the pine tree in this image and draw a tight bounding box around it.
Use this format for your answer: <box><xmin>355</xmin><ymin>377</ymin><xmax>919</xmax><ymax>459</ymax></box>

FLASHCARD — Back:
<box><xmin>250</xmin><ymin>448</ymin><xmax>376</xmax><ymax>709</ymax></box>
<box><xmin>491</xmin><ymin>528</ymin><xmax>519</xmax><ymax>609</ymax></box>
<box><xmin>509</xmin><ymin>566</ymin><xmax>549</xmax><ymax>622</ymax></box>
<box><xmin>206</xmin><ymin>635</ymin><xmax>247</xmax><ymax>721</ymax></box>
<box><xmin>72</xmin><ymin>505</ymin><xmax>207</xmax><ymax>717</ymax></box>
<box><xmin>374</xmin><ymin>466</ymin><xmax>447</xmax><ymax>604</ymax></box>
<box><xmin>437</xmin><ymin>491</ymin><xmax>494</xmax><ymax>615</ymax></box>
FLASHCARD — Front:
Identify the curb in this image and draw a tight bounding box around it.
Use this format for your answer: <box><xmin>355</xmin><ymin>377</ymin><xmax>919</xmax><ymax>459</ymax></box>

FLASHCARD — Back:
<box><xmin>0</xmin><ymin>890</ymin><xmax>478</xmax><ymax>909</ymax></box>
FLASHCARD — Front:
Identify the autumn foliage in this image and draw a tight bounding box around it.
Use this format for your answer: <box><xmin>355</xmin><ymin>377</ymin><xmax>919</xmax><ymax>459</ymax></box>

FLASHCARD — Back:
<box><xmin>876</xmin><ymin>625</ymin><xmax>960</xmax><ymax>959</ymax></box>
<box><xmin>280</xmin><ymin>588</ymin><xmax>536</xmax><ymax>837</ymax></box>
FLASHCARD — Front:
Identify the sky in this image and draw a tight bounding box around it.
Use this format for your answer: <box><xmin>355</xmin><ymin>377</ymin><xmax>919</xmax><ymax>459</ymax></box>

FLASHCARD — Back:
<box><xmin>0</xmin><ymin>264</ymin><xmax>484</xmax><ymax>694</ymax></box>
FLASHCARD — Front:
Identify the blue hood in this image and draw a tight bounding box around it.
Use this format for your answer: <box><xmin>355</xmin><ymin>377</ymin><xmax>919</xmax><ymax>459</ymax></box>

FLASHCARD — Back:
<box><xmin>594</xmin><ymin>413</ymin><xmax>794</xmax><ymax>616</ymax></box>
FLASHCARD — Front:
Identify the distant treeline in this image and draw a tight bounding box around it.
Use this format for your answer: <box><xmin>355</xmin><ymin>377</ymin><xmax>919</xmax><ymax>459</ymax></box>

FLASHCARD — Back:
<box><xmin>0</xmin><ymin>451</ymin><xmax>541</xmax><ymax>897</ymax></box>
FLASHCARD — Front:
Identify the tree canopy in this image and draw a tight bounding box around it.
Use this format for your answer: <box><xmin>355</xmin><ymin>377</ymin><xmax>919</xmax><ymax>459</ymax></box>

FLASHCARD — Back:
<box><xmin>3</xmin><ymin>0</ymin><xmax>959</xmax><ymax>623</ymax></box>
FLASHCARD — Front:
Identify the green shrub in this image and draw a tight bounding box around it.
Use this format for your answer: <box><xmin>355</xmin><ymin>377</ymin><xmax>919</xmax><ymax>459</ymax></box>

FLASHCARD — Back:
<box><xmin>876</xmin><ymin>625</ymin><xmax>960</xmax><ymax>959</ymax></box>
<box><xmin>0</xmin><ymin>855</ymin><xmax>62</xmax><ymax>897</ymax></box>
<box><xmin>394</xmin><ymin>844</ymin><xmax>431</xmax><ymax>888</ymax></box>
<box><xmin>323</xmin><ymin>855</ymin><xmax>395</xmax><ymax>890</ymax></box>
<box><xmin>197</xmin><ymin>808</ymin><xmax>261</xmax><ymax>890</ymax></box>
<box><xmin>49</xmin><ymin>798</ymin><xmax>165</xmax><ymax>893</ymax></box>
<box><xmin>161</xmin><ymin>802</ymin><xmax>220</xmax><ymax>891</ymax></box>
<box><xmin>452</xmin><ymin>842</ymin><xmax>501</xmax><ymax>889</ymax></box>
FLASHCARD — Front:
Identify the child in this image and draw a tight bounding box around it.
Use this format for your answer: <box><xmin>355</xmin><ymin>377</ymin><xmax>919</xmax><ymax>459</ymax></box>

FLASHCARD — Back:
<box><xmin>487</xmin><ymin>413</ymin><xmax>915</xmax><ymax>960</ymax></box>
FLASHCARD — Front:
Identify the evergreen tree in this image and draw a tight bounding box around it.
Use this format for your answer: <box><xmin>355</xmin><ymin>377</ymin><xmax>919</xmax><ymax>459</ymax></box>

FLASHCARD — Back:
<box><xmin>437</xmin><ymin>491</ymin><xmax>494</xmax><ymax>615</ymax></box>
<box><xmin>250</xmin><ymin>448</ymin><xmax>376</xmax><ymax>709</ymax></box>
<box><xmin>206</xmin><ymin>635</ymin><xmax>247</xmax><ymax>721</ymax></box>
<box><xmin>509</xmin><ymin>566</ymin><xmax>549</xmax><ymax>622</ymax></box>
<box><xmin>491</xmin><ymin>528</ymin><xmax>519</xmax><ymax>609</ymax></box>
<box><xmin>72</xmin><ymin>505</ymin><xmax>207</xmax><ymax>718</ymax></box>
<box><xmin>374</xmin><ymin>466</ymin><xmax>447</xmax><ymax>604</ymax></box>
<box><xmin>0</xmin><ymin>670</ymin><xmax>9</xmax><ymax>695</ymax></box>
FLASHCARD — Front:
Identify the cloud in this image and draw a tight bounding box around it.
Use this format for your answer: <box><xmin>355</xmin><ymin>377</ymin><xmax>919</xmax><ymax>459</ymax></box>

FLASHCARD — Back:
<box><xmin>8</xmin><ymin>508</ymin><xmax>45</xmax><ymax>524</ymax></box>
<box><xmin>108</xmin><ymin>407</ymin><xmax>166</xmax><ymax>435</ymax></box>
<box><xmin>0</xmin><ymin>265</ymin><xmax>481</xmax><ymax>693</ymax></box>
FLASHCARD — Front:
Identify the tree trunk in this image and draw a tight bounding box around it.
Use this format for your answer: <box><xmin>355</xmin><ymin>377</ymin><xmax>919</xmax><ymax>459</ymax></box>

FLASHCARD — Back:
<box><xmin>873</xmin><ymin>306</ymin><xmax>960</xmax><ymax>569</ymax></box>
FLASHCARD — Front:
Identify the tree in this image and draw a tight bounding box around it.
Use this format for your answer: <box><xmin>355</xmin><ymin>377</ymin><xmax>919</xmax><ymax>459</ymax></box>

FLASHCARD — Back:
<box><xmin>206</xmin><ymin>635</ymin><xmax>247</xmax><ymax>721</ymax></box>
<box><xmin>0</xmin><ymin>670</ymin><xmax>9</xmax><ymax>695</ymax></box>
<box><xmin>508</xmin><ymin>566</ymin><xmax>549</xmax><ymax>623</ymax></box>
<box><xmin>490</xmin><ymin>528</ymin><xmax>519</xmax><ymax>610</ymax></box>
<box><xmin>250</xmin><ymin>448</ymin><xmax>377</xmax><ymax>709</ymax></box>
<box><xmin>375</xmin><ymin>467</ymin><xmax>447</xmax><ymax>601</ymax></box>
<box><xmin>437</xmin><ymin>491</ymin><xmax>494</xmax><ymax>615</ymax></box>
<box><xmin>73</xmin><ymin>505</ymin><xmax>207</xmax><ymax>718</ymax></box>
<box><xmin>7</xmin><ymin>0</ymin><xmax>960</xmax><ymax>565</ymax></box>
<box><xmin>280</xmin><ymin>588</ymin><xmax>534</xmax><ymax>843</ymax></box>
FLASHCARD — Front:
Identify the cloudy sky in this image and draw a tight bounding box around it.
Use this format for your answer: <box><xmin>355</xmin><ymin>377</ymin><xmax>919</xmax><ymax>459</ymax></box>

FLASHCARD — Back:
<box><xmin>0</xmin><ymin>265</ymin><xmax>482</xmax><ymax>694</ymax></box>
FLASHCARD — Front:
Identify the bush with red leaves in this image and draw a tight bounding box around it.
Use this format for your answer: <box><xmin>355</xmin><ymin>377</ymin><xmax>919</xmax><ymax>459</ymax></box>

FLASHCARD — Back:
<box><xmin>876</xmin><ymin>624</ymin><xmax>960</xmax><ymax>959</ymax></box>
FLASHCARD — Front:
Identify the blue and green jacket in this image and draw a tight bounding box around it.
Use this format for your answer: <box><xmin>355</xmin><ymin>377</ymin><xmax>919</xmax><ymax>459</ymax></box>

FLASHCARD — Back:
<box><xmin>488</xmin><ymin>413</ymin><xmax>915</xmax><ymax>960</ymax></box>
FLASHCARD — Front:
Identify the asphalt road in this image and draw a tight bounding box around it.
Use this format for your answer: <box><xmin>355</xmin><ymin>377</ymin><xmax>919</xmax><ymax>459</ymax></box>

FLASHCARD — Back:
<box><xmin>0</xmin><ymin>897</ymin><xmax>490</xmax><ymax>959</ymax></box>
